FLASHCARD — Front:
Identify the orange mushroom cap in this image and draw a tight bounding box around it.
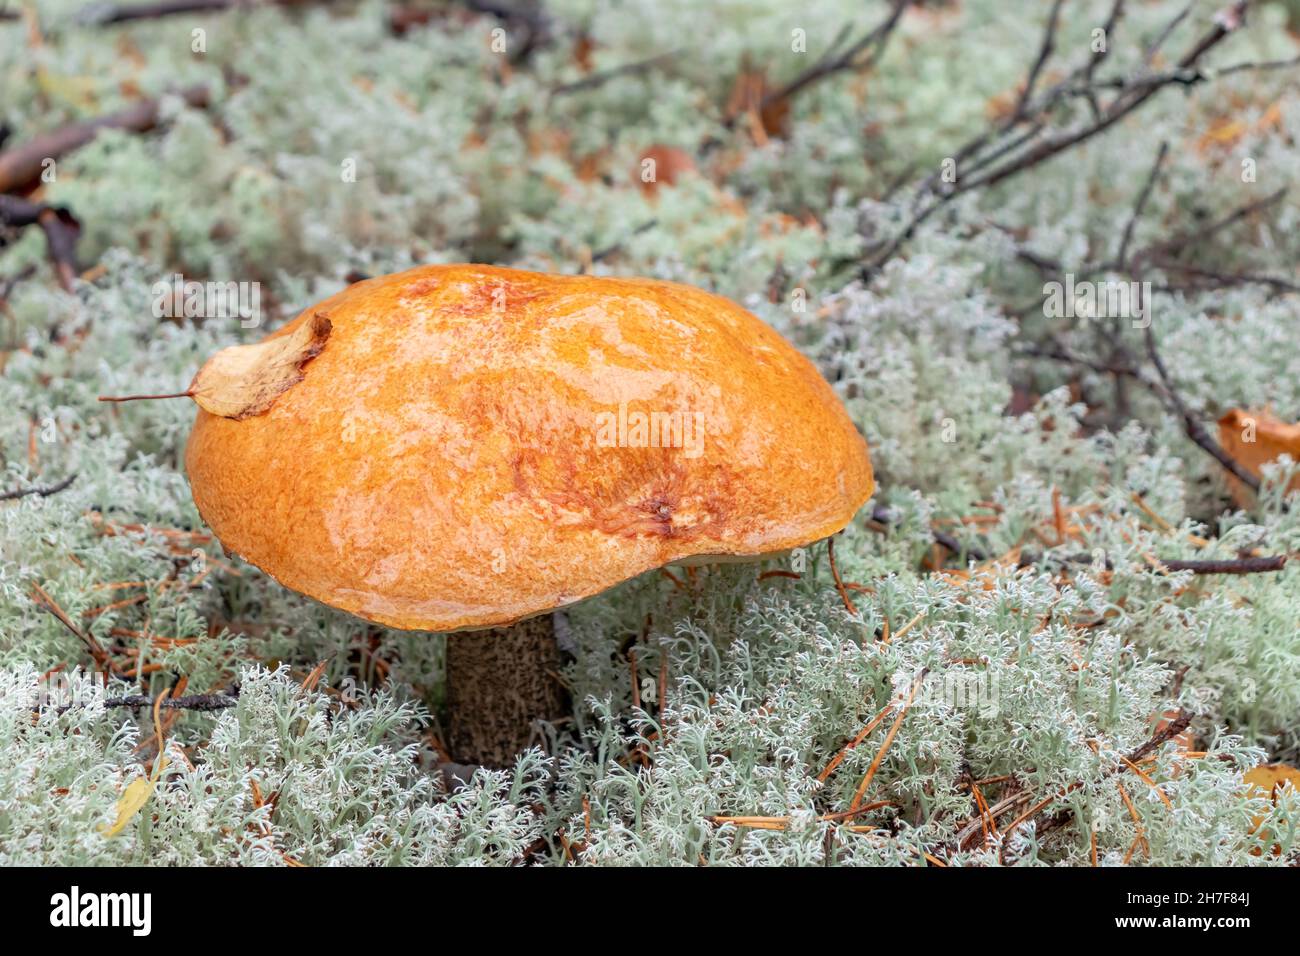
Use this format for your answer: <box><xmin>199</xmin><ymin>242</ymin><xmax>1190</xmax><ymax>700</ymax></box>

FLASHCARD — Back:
<box><xmin>185</xmin><ymin>264</ymin><xmax>874</xmax><ymax>631</ymax></box>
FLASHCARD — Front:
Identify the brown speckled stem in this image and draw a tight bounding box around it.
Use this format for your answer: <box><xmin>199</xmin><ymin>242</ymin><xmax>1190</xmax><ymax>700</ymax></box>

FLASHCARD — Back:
<box><xmin>445</xmin><ymin>614</ymin><xmax>566</xmax><ymax>767</ymax></box>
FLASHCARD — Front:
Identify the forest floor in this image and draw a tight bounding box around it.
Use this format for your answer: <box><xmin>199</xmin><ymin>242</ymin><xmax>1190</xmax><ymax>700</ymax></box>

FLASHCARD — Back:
<box><xmin>1</xmin><ymin>0</ymin><xmax>1298</xmax><ymax>865</ymax></box>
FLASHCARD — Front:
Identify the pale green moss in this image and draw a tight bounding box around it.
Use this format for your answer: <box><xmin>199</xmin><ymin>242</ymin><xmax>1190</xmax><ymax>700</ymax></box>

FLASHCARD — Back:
<box><xmin>1</xmin><ymin>0</ymin><xmax>1297</xmax><ymax>865</ymax></box>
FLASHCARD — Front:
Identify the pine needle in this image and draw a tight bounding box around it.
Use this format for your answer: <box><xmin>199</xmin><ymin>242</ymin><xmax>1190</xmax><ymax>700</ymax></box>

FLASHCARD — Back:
<box><xmin>849</xmin><ymin>670</ymin><xmax>926</xmax><ymax>811</ymax></box>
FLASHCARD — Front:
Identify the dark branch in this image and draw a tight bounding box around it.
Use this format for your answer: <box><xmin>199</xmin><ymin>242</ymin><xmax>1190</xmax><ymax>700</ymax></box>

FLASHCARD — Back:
<box><xmin>756</xmin><ymin>1</ymin><xmax>911</xmax><ymax>119</ymax></box>
<box><xmin>1140</xmin><ymin>187</ymin><xmax>1286</xmax><ymax>264</ymax></box>
<box><xmin>1084</xmin><ymin>0</ymin><xmax>1125</xmax><ymax>86</ymax></box>
<box><xmin>998</xmin><ymin>709</ymin><xmax>1193</xmax><ymax>861</ymax></box>
<box><xmin>103</xmin><ymin>688</ymin><xmax>240</xmax><ymax>711</ymax></box>
<box><xmin>0</xmin><ymin>86</ymin><xmax>209</xmax><ymax>194</ymax></box>
<box><xmin>1115</xmin><ymin>140</ymin><xmax>1167</xmax><ymax>269</ymax></box>
<box><xmin>1143</xmin><ymin>320</ymin><xmax>1261</xmax><ymax>492</ymax></box>
<box><xmin>1019</xmin><ymin>550</ymin><xmax>1286</xmax><ymax>575</ymax></box>
<box><xmin>1160</xmin><ymin>555</ymin><xmax>1286</xmax><ymax>574</ymax></box>
<box><xmin>76</xmin><ymin>0</ymin><xmax>260</xmax><ymax>25</ymax></box>
<box><xmin>551</xmin><ymin>51</ymin><xmax>678</xmax><ymax>97</ymax></box>
<box><xmin>870</xmin><ymin>504</ymin><xmax>989</xmax><ymax>564</ymax></box>
<box><xmin>0</xmin><ymin>195</ymin><xmax>82</xmax><ymax>291</ymax></box>
<box><xmin>1149</xmin><ymin>260</ymin><xmax>1300</xmax><ymax>295</ymax></box>
<box><xmin>30</xmin><ymin>583</ymin><xmax>116</xmax><ymax>672</ymax></box>
<box><xmin>1010</xmin><ymin>0</ymin><xmax>1065</xmax><ymax>124</ymax></box>
<box><xmin>41</xmin><ymin>685</ymin><xmax>242</xmax><ymax>714</ymax></box>
<box><xmin>0</xmin><ymin>473</ymin><xmax>77</xmax><ymax>501</ymax></box>
<box><xmin>873</xmin><ymin>505</ymin><xmax>1286</xmax><ymax>575</ymax></box>
<box><xmin>1018</xmin><ymin>344</ymin><xmax>1142</xmax><ymax>379</ymax></box>
<box><xmin>1143</xmin><ymin>1</ymin><xmax>1192</xmax><ymax>64</ymax></box>
<box><xmin>861</xmin><ymin>0</ymin><xmax>1262</xmax><ymax>275</ymax></box>
<box><xmin>1012</xmin><ymin>136</ymin><xmax>1286</xmax><ymax>493</ymax></box>
<box><xmin>1128</xmin><ymin>709</ymin><xmax>1193</xmax><ymax>763</ymax></box>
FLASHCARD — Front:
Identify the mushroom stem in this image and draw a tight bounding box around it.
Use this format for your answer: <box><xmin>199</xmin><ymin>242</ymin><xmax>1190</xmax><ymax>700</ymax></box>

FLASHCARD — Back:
<box><xmin>444</xmin><ymin>614</ymin><xmax>567</xmax><ymax>767</ymax></box>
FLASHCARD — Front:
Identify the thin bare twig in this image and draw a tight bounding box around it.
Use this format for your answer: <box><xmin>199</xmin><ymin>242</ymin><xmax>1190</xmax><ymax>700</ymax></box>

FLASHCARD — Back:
<box><xmin>102</xmin><ymin>688</ymin><xmax>239</xmax><ymax>711</ymax></box>
<box><xmin>993</xmin><ymin>710</ymin><xmax>1193</xmax><ymax>862</ymax></box>
<box><xmin>0</xmin><ymin>473</ymin><xmax>77</xmax><ymax>501</ymax></box>
<box><xmin>40</xmin><ymin>685</ymin><xmax>242</xmax><ymax>714</ymax></box>
<box><xmin>1143</xmin><ymin>319</ymin><xmax>1261</xmax><ymax>492</ymax></box>
<box><xmin>1010</xmin><ymin>0</ymin><xmax>1065</xmax><ymax>125</ymax></box>
<box><xmin>756</xmin><ymin>0</ymin><xmax>911</xmax><ymax>119</ymax></box>
<box><xmin>1150</xmin><ymin>260</ymin><xmax>1300</xmax><ymax>295</ymax></box>
<box><xmin>1143</xmin><ymin>1</ymin><xmax>1192</xmax><ymax>64</ymax></box>
<box><xmin>551</xmin><ymin>51</ymin><xmax>678</xmax><ymax>97</ymax></box>
<box><xmin>1140</xmin><ymin>187</ymin><xmax>1286</xmax><ymax>264</ymax></box>
<box><xmin>1158</xmin><ymin>555</ymin><xmax>1286</xmax><ymax>574</ymax></box>
<box><xmin>590</xmin><ymin>219</ymin><xmax>658</xmax><ymax>263</ymax></box>
<box><xmin>76</xmin><ymin>0</ymin><xmax>260</xmax><ymax>25</ymax></box>
<box><xmin>1020</xmin><ymin>550</ymin><xmax>1286</xmax><ymax>574</ymax></box>
<box><xmin>874</xmin><ymin>503</ymin><xmax>1285</xmax><ymax>574</ymax></box>
<box><xmin>30</xmin><ymin>583</ymin><xmax>116</xmax><ymax>672</ymax></box>
<box><xmin>1011</xmin><ymin>135</ymin><xmax>1287</xmax><ymax>492</ymax></box>
<box><xmin>1115</xmin><ymin>140</ymin><xmax>1167</xmax><ymax>269</ymax></box>
<box><xmin>862</xmin><ymin>1</ymin><xmax>1260</xmax><ymax>275</ymax></box>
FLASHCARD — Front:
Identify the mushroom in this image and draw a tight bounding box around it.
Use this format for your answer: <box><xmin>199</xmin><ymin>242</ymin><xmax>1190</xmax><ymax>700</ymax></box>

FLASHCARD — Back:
<box><xmin>183</xmin><ymin>265</ymin><xmax>874</xmax><ymax>765</ymax></box>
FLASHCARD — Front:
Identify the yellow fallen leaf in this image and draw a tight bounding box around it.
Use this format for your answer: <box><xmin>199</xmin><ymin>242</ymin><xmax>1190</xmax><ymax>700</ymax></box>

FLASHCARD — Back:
<box><xmin>98</xmin><ymin>775</ymin><xmax>155</xmax><ymax>838</ymax></box>
<box><xmin>34</xmin><ymin>68</ymin><xmax>99</xmax><ymax>110</ymax></box>
<box><xmin>190</xmin><ymin>312</ymin><xmax>332</xmax><ymax>420</ymax></box>
<box><xmin>1244</xmin><ymin>763</ymin><xmax>1300</xmax><ymax>802</ymax></box>
<box><xmin>99</xmin><ymin>740</ymin><xmax>171</xmax><ymax>839</ymax></box>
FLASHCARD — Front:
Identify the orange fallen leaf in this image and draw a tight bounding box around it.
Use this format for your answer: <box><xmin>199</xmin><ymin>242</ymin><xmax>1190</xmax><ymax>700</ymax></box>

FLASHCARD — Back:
<box><xmin>724</xmin><ymin>67</ymin><xmax>790</xmax><ymax>141</ymax></box>
<box><xmin>1217</xmin><ymin>408</ymin><xmax>1300</xmax><ymax>506</ymax></box>
<box><xmin>1197</xmin><ymin>118</ymin><xmax>1247</xmax><ymax>152</ymax></box>
<box><xmin>1259</xmin><ymin>101</ymin><xmax>1283</xmax><ymax>131</ymax></box>
<box><xmin>573</xmin><ymin>34</ymin><xmax>596</xmax><ymax>72</ymax></box>
<box><xmin>526</xmin><ymin>126</ymin><xmax>572</xmax><ymax>160</ymax></box>
<box><xmin>985</xmin><ymin>88</ymin><xmax>1019</xmax><ymax>123</ymax></box>
<box><xmin>1197</xmin><ymin>101</ymin><xmax>1285</xmax><ymax>154</ymax></box>
<box><xmin>635</xmin><ymin>144</ymin><xmax>696</xmax><ymax>196</ymax></box>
